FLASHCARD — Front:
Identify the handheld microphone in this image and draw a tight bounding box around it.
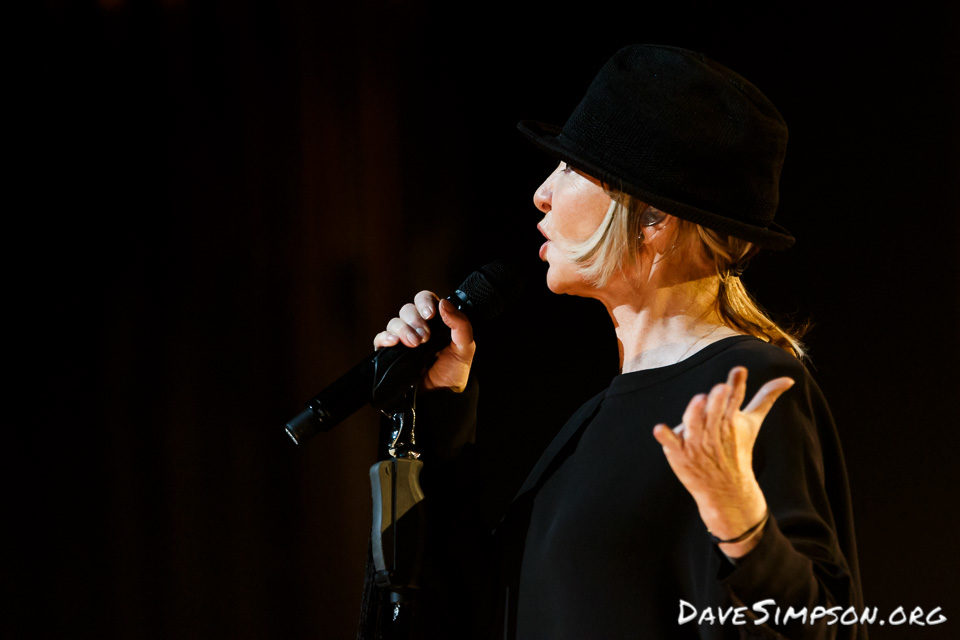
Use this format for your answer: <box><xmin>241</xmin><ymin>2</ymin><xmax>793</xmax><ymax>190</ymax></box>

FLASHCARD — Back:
<box><xmin>284</xmin><ymin>261</ymin><xmax>520</xmax><ymax>445</ymax></box>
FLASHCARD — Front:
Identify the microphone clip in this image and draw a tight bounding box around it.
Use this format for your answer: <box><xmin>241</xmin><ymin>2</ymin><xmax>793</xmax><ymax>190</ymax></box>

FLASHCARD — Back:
<box><xmin>382</xmin><ymin>385</ymin><xmax>421</xmax><ymax>460</ymax></box>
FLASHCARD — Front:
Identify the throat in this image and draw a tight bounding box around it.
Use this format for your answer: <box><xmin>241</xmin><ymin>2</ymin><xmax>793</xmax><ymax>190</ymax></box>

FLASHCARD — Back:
<box><xmin>620</xmin><ymin>325</ymin><xmax>743</xmax><ymax>373</ymax></box>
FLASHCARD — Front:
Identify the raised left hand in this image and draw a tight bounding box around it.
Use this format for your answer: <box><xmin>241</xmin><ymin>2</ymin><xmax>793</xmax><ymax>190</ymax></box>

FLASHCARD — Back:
<box><xmin>652</xmin><ymin>366</ymin><xmax>795</xmax><ymax>558</ymax></box>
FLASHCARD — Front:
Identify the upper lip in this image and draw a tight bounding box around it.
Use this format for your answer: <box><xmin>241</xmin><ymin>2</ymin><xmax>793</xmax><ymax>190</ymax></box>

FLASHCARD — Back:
<box><xmin>537</xmin><ymin>223</ymin><xmax>550</xmax><ymax>240</ymax></box>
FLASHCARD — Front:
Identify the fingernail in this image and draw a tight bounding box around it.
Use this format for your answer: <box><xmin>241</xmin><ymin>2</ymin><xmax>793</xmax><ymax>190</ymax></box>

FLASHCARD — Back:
<box><xmin>414</xmin><ymin>327</ymin><xmax>428</xmax><ymax>342</ymax></box>
<box><xmin>418</xmin><ymin>305</ymin><xmax>431</xmax><ymax>319</ymax></box>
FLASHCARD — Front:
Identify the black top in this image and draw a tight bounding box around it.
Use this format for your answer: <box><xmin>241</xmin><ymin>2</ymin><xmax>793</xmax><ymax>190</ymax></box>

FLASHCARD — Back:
<box><xmin>394</xmin><ymin>335</ymin><xmax>866</xmax><ymax>640</ymax></box>
<box><xmin>511</xmin><ymin>335</ymin><xmax>865</xmax><ymax>638</ymax></box>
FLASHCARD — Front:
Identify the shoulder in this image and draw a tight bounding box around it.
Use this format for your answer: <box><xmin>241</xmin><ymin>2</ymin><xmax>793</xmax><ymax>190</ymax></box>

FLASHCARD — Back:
<box><xmin>708</xmin><ymin>335</ymin><xmax>809</xmax><ymax>383</ymax></box>
<box><xmin>712</xmin><ymin>337</ymin><xmax>841</xmax><ymax>472</ymax></box>
<box><xmin>705</xmin><ymin>336</ymin><xmax>833</xmax><ymax>446</ymax></box>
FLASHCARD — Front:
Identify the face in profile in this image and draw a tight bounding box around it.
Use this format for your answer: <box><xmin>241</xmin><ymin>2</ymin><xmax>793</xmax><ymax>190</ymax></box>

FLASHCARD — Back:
<box><xmin>534</xmin><ymin>161</ymin><xmax>612</xmax><ymax>295</ymax></box>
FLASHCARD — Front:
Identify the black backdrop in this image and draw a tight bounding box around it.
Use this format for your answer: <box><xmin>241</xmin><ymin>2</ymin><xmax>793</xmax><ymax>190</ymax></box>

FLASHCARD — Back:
<box><xmin>15</xmin><ymin>1</ymin><xmax>960</xmax><ymax>638</ymax></box>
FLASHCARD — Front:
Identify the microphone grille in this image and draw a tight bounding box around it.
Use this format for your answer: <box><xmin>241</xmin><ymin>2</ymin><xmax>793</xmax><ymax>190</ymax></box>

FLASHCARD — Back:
<box><xmin>455</xmin><ymin>260</ymin><xmax>522</xmax><ymax>325</ymax></box>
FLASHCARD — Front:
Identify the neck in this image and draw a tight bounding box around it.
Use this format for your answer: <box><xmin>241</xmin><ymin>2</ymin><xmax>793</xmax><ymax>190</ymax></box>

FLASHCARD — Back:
<box><xmin>596</xmin><ymin>275</ymin><xmax>742</xmax><ymax>373</ymax></box>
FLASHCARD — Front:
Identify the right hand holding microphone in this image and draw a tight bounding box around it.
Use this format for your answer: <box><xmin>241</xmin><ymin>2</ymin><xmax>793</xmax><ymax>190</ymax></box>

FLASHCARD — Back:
<box><xmin>373</xmin><ymin>290</ymin><xmax>476</xmax><ymax>393</ymax></box>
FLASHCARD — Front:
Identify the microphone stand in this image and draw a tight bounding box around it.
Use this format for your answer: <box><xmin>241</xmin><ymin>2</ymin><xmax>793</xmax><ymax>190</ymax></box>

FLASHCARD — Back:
<box><xmin>286</xmin><ymin>264</ymin><xmax>520</xmax><ymax>638</ymax></box>
<box><xmin>368</xmin><ymin>385</ymin><xmax>426</xmax><ymax>639</ymax></box>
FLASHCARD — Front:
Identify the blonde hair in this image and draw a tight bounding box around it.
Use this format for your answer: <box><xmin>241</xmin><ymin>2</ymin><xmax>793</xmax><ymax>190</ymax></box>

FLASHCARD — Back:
<box><xmin>565</xmin><ymin>190</ymin><xmax>645</xmax><ymax>287</ymax></box>
<box><xmin>567</xmin><ymin>192</ymin><xmax>808</xmax><ymax>359</ymax></box>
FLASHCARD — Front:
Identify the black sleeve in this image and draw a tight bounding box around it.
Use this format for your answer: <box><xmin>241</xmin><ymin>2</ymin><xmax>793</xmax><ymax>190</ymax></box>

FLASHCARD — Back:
<box><xmin>415</xmin><ymin>376</ymin><xmax>480</xmax><ymax>463</ymax></box>
<box><xmin>418</xmin><ymin>376</ymin><xmax>503</xmax><ymax>639</ymax></box>
<box><xmin>717</xmin><ymin>362</ymin><xmax>866</xmax><ymax>639</ymax></box>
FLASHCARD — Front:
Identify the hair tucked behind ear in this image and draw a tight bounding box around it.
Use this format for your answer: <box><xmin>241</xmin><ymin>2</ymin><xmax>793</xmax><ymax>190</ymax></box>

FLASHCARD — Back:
<box><xmin>684</xmin><ymin>221</ymin><xmax>808</xmax><ymax>359</ymax></box>
<box><xmin>565</xmin><ymin>190</ymin><xmax>662</xmax><ymax>287</ymax></box>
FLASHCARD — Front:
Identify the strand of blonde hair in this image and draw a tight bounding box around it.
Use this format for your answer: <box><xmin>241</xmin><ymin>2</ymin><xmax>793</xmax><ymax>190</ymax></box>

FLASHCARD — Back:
<box><xmin>692</xmin><ymin>223</ymin><xmax>807</xmax><ymax>359</ymax></box>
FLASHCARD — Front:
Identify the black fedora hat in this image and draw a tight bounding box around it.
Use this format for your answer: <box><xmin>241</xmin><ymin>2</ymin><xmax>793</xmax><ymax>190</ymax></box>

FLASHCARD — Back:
<box><xmin>518</xmin><ymin>44</ymin><xmax>795</xmax><ymax>250</ymax></box>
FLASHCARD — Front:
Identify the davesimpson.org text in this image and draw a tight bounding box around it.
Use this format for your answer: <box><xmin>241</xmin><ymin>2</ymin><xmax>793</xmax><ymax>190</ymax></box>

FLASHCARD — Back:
<box><xmin>678</xmin><ymin>599</ymin><xmax>947</xmax><ymax>628</ymax></box>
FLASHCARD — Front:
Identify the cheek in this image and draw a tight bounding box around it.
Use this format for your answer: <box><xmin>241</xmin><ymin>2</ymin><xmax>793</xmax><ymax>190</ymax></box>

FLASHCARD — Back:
<box><xmin>553</xmin><ymin>195</ymin><xmax>611</xmax><ymax>246</ymax></box>
<box><xmin>570</xmin><ymin>187</ymin><xmax>612</xmax><ymax>239</ymax></box>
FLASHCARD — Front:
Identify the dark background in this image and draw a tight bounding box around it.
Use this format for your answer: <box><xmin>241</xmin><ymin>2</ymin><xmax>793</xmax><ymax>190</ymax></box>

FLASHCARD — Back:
<box><xmin>14</xmin><ymin>0</ymin><xmax>959</xmax><ymax>638</ymax></box>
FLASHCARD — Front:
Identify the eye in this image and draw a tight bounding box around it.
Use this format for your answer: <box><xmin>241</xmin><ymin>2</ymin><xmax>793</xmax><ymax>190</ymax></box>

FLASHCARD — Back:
<box><xmin>561</xmin><ymin>162</ymin><xmax>575</xmax><ymax>174</ymax></box>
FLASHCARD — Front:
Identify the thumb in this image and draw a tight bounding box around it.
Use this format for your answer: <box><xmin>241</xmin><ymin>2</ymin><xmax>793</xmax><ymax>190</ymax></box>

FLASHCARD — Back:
<box><xmin>743</xmin><ymin>377</ymin><xmax>795</xmax><ymax>420</ymax></box>
<box><xmin>438</xmin><ymin>298</ymin><xmax>475</xmax><ymax>348</ymax></box>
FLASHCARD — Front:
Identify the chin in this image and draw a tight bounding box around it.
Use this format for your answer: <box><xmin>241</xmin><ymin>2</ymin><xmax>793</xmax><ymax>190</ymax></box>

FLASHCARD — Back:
<box><xmin>545</xmin><ymin>263</ymin><xmax>586</xmax><ymax>296</ymax></box>
<box><xmin>544</xmin><ymin>264</ymin><xmax>565</xmax><ymax>294</ymax></box>
<box><xmin>545</xmin><ymin>279</ymin><xmax>565</xmax><ymax>295</ymax></box>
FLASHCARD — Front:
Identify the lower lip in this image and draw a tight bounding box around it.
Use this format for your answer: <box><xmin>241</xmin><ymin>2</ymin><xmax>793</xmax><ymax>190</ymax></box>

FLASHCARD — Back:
<box><xmin>539</xmin><ymin>241</ymin><xmax>549</xmax><ymax>260</ymax></box>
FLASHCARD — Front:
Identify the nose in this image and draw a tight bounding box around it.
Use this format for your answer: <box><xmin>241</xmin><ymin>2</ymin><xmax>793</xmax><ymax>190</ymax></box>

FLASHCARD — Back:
<box><xmin>533</xmin><ymin>175</ymin><xmax>552</xmax><ymax>213</ymax></box>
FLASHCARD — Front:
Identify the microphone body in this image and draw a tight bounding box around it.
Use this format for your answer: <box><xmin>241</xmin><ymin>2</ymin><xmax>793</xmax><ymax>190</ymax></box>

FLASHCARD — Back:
<box><xmin>285</xmin><ymin>262</ymin><xmax>517</xmax><ymax>445</ymax></box>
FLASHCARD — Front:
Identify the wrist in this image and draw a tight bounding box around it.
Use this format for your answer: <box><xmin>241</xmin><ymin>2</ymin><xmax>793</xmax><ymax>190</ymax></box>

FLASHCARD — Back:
<box><xmin>696</xmin><ymin>485</ymin><xmax>767</xmax><ymax>541</ymax></box>
<box><xmin>716</xmin><ymin>512</ymin><xmax>768</xmax><ymax>559</ymax></box>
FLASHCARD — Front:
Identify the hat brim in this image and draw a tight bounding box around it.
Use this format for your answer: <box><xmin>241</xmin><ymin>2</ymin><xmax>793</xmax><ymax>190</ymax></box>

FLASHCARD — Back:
<box><xmin>517</xmin><ymin>120</ymin><xmax>796</xmax><ymax>250</ymax></box>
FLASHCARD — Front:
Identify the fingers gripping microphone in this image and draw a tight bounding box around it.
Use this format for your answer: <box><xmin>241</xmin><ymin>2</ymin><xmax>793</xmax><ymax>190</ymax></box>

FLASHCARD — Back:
<box><xmin>284</xmin><ymin>261</ymin><xmax>519</xmax><ymax>445</ymax></box>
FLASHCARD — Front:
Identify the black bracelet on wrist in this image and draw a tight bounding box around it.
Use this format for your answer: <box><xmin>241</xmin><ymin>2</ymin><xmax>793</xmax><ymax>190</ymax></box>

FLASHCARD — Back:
<box><xmin>708</xmin><ymin>510</ymin><xmax>769</xmax><ymax>545</ymax></box>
